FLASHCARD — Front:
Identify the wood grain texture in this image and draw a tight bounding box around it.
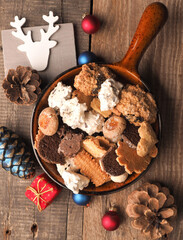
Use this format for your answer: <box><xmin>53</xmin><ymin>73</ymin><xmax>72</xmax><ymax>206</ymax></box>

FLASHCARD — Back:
<box><xmin>0</xmin><ymin>0</ymin><xmax>90</xmax><ymax>240</ymax></box>
<box><xmin>61</xmin><ymin>0</ymin><xmax>91</xmax><ymax>56</ymax></box>
<box><xmin>83</xmin><ymin>0</ymin><xmax>183</xmax><ymax>240</ymax></box>
<box><xmin>1</xmin><ymin>0</ymin><xmax>183</xmax><ymax>240</ymax></box>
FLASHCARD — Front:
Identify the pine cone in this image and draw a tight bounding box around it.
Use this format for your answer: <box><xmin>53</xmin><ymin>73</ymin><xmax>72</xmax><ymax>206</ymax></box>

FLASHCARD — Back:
<box><xmin>126</xmin><ymin>183</ymin><xmax>177</xmax><ymax>239</ymax></box>
<box><xmin>2</xmin><ymin>66</ymin><xmax>41</xmax><ymax>105</ymax></box>
<box><xmin>0</xmin><ymin>126</ymin><xmax>35</xmax><ymax>179</ymax></box>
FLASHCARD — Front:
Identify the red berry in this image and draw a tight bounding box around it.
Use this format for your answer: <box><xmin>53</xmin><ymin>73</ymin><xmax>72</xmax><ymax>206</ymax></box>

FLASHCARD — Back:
<box><xmin>102</xmin><ymin>210</ymin><xmax>120</xmax><ymax>231</ymax></box>
<box><xmin>81</xmin><ymin>15</ymin><xmax>100</xmax><ymax>34</ymax></box>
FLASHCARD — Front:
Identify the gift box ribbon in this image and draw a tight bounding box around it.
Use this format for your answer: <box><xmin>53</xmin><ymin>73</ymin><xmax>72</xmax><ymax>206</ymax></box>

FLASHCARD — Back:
<box><xmin>26</xmin><ymin>177</ymin><xmax>53</xmax><ymax>211</ymax></box>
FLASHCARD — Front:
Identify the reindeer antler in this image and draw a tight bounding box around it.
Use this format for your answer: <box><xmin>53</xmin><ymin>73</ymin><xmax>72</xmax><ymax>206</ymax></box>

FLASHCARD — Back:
<box><xmin>10</xmin><ymin>12</ymin><xmax>60</xmax><ymax>71</ymax></box>
<box><xmin>40</xmin><ymin>11</ymin><xmax>59</xmax><ymax>41</ymax></box>
<box><xmin>10</xmin><ymin>16</ymin><xmax>33</xmax><ymax>44</ymax></box>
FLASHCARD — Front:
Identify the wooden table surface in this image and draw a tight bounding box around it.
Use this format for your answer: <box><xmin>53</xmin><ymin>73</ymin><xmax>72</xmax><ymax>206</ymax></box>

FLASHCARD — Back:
<box><xmin>0</xmin><ymin>0</ymin><xmax>182</xmax><ymax>239</ymax></box>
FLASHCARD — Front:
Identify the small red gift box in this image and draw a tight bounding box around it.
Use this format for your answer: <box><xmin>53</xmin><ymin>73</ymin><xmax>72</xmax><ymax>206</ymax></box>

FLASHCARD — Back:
<box><xmin>25</xmin><ymin>173</ymin><xmax>62</xmax><ymax>211</ymax></box>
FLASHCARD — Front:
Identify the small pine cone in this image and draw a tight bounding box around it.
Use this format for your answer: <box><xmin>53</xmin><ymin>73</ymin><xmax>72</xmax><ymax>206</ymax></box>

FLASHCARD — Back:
<box><xmin>2</xmin><ymin>66</ymin><xmax>41</xmax><ymax>105</ymax></box>
<box><xmin>126</xmin><ymin>182</ymin><xmax>177</xmax><ymax>240</ymax></box>
<box><xmin>0</xmin><ymin>126</ymin><xmax>35</xmax><ymax>179</ymax></box>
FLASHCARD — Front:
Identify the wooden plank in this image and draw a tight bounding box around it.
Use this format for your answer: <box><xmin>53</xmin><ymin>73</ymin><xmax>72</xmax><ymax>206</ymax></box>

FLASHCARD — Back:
<box><xmin>61</xmin><ymin>0</ymin><xmax>91</xmax><ymax>54</ymax></box>
<box><xmin>66</xmin><ymin>194</ymin><xmax>84</xmax><ymax>240</ymax></box>
<box><xmin>83</xmin><ymin>0</ymin><xmax>183</xmax><ymax>240</ymax></box>
<box><xmin>0</xmin><ymin>0</ymin><xmax>91</xmax><ymax>239</ymax></box>
<box><xmin>0</xmin><ymin>0</ymin><xmax>90</xmax><ymax>239</ymax></box>
<box><xmin>0</xmin><ymin>0</ymin><xmax>42</xmax><ymax>238</ymax></box>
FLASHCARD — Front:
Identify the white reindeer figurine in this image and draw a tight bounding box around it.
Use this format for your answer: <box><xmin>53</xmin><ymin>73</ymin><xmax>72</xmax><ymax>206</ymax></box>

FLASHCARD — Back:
<box><xmin>10</xmin><ymin>11</ymin><xmax>59</xmax><ymax>71</ymax></box>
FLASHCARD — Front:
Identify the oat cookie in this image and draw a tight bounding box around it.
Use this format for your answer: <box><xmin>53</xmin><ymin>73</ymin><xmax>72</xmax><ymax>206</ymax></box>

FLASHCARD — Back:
<box><xmin>74</xmin><ymin>63</ymin><xmax>115</xmax><ymax>96</ymax></box>
<box><xmin>116</xmin><ymin>85</ymin><xmax>157</xmax><ymax>126</ymax></box>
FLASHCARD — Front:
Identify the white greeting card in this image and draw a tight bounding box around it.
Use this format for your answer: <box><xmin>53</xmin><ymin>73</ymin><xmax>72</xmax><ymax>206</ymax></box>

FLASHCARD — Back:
<box><xmin>1</xmin><ymin>12</ymin><xmax>76</xmax><ymax>83</ymax></box>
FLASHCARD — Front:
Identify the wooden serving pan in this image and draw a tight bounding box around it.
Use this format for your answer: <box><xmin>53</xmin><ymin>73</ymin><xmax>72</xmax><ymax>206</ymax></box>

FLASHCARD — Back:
<box><xmin>31</xmin><ymin>2</ymin><xmax>168</xmax><ymax>195</ymax></box>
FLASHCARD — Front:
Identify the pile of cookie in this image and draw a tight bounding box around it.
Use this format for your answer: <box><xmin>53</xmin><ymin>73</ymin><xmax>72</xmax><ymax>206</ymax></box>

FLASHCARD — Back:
<box><xmin>34</xmin><ymin>63</ymin><xmax>158</xmax><ymax>193</ymax></box>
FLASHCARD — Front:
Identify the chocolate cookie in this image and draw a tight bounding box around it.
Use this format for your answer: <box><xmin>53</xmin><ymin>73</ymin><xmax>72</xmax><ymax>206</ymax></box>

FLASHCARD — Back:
<box><xmin>57</xmin><ymin>124</ymin><xmax>87</xmax><ymax>138</ymax></box>
<box><xmin>36</xmin><ymin>132</ymin><xmax>65</xmax><ymax>164</ymax></box>
<box><xmin>58</xmin><ymin>132</ymin><xmax>83</xmax><ymax>157</ymax></box>
<box><xmin>57</xmin><ymin>124</ymin><xmax>71</xmax><ymax>139</ymax></box>
<box><xmin>100</xmin><ymin>146</ymin><xmax>125</xmax><ymax>176</ymax></box>
<box><xmin>122</xmin><ymin>122</ymin><xmax>140</xmax><ymax>148</ymax></box>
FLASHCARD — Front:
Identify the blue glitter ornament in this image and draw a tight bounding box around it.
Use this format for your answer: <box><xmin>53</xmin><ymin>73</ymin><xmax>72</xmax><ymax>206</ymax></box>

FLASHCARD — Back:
<box><xmin>72</xmin><ymin>193</ymin><xmax>91</xmax><ymax>206</ymax></box>
<box><xmin>78</xmin><ymin>51</ymin><xmax>98</xmax><ymax>65</ymax></box>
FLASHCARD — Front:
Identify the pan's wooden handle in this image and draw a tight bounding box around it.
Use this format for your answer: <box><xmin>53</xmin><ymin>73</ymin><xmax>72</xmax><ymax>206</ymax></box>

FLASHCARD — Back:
<box><xmin>116</xmin><ymin>2</ymin><xmax>168</xmax><ymax>71</ymax></box>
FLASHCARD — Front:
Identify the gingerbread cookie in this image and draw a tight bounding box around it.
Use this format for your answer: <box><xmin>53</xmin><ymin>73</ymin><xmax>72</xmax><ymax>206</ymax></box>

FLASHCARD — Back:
<box><xmin>137</xmin><ymin>122</ymin><xmax>158</xmax><ymax>157</ymax></box>
<box><xmin>116</xmin><ymin>141</ymin><xmax>151</xmax><ymax>174</ymax></box>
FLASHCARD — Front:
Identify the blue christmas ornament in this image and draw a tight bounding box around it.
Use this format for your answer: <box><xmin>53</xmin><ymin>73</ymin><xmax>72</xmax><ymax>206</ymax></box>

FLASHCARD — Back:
<box><xmin>78</xmin><ymin>51</ymin><xmax>98</xmax><ymax>65</ymax></box>
<box><xmin>72</xmin><ymin>193</ymin><xmax>91</xmax><ymax>206</ymax></box>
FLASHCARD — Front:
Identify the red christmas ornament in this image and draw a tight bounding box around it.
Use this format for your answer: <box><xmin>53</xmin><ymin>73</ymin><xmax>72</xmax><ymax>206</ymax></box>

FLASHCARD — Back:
<box><xmin>101</xmin><ymin>207</ymin><xmax>120</xmax><ymax>231</ymax></box>
<box><xmin>81</xmin><ymin>14</ymin><xmax>100</xmax><ymax>34</ymax></box>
